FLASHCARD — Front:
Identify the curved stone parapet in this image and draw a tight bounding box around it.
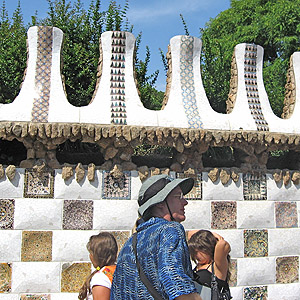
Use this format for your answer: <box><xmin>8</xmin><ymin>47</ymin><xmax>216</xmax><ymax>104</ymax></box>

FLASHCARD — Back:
<box><xmin>0</xmin><ymin>26</ymin><xmax>80</xmax><ymax>123</ymax></box>
<box><xmin>79</xmin><ymin>31</ymin><xmax>158</xmax><ymax>126</ymax></box>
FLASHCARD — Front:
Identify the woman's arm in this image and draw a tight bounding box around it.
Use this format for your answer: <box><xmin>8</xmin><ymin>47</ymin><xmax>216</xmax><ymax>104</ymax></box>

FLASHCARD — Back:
<box><xmin>92</xmin><ymin>285</ymin><xmax>111</xmax><ymax>300</ymax></box>
<box><xmin>212</xmin><ymin>232</ymin><xmax>231</xmax><ymax>280</ymax></box>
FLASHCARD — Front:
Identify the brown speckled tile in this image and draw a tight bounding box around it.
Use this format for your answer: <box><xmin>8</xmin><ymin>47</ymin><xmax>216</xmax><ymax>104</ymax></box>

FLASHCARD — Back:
<box><xmin>244</xmin><ymin>286</ymin><xmax>267</xmax><ymax>299</ymax></box>
<box><xmin>276</xmin><ymin>256</ymin><xmax>299</xmax><ymax>283</ymax></box>
<box><xmin>20</xmin><ymin>295</ymin><xmax>51</xmax><ymax>300</ymax></box>
<box><xmin>102</xmin><ymin>171</ymin><xmax>131</xmax><ymax>199</ymax></box>
<box><xmin>24</xmin><ymin>169</ymin><xmax>54</xmax><ymax>198</ymax></box>
<box><xmin>110</xmin><ymin>231</ymin><xmax>130</xmax><ymax>253</ymax></box>
<box><xmin>63</xmin><ymin>200</ymin><xmax>93</xmax><ymax>230</ymax></box>
<box><xmin>61</xmin><ymin>262</ymin><xmax>91</xmax><ymax>292</ymax></box>
<box><xmin>244</xmin><ymin>229</ymin><xmax>268</xmax><ymax>257</ymax></box>
<box><xmin>21</xmin><ymin>231</ymin><xmax>52</xmax><ymax>262</ymax></box>
<box><xmin>0</xmin><ymin>263</ymin><xmax>11</xmax><ymax>292</ymax></box>
<box><xmin>275</xmin><ymin>202</ymin><xmax>298</xmax><ymax>228</ymax></box>
<box><xmin>0</xmin><ymin>199</ymin><xmax>14</xmax><ymax>229</ymax></box>
<box><xmin>243</xmin><ymin>173</ymin><xmax>267</xmax><ymax>200</ymax></box>
<box><xmin>228</xmin><ymin>259</ymin><xmax>237</xmax><ymax>287</ymax></box>
<box><xmin>211</xmin><ymin>201</ymin><xmax>236</xmax><ymax>229</ymax></box>
<box><xmin>176</xmin><ymin>173</ymin><xmax>202</xmax><ymax>200</ymax></box>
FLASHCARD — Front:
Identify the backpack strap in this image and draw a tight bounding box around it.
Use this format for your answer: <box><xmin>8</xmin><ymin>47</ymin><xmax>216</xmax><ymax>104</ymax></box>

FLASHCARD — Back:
<box><xmin>132</xmin><ymin>232</ymin><xmax>164</xmax><ymax>300</ymax></box>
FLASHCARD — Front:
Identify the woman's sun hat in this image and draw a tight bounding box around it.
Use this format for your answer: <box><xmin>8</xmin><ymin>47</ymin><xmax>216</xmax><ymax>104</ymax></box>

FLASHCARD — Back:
<box><xmin>138</xmin><ymin>174</ymin><xmax>194</xmax><ymax>216</ymax></box>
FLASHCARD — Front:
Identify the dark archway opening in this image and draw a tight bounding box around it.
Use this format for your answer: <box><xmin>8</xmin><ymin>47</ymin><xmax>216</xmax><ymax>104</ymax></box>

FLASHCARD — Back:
<box><xmin>0</xmin><ymin>138</ymin><xmax>27</xmax><ymax>166</ymax></box>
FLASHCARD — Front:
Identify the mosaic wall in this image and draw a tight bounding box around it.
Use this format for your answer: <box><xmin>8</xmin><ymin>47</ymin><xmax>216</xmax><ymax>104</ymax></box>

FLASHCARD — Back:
<box><xmin>110</xmin><ymin>31</ymin><xmax>127</xmax><ymax>125</ymax></box>
<box><xmin>180</xmin><ymin>36</ymin><xmax>203</xmax><ymax>129</ymax></box>
<box><xmin>0</xmin><ymin>168</ymin><xmax>300</xmax><ymax>299</ymax></box>
<box><xmin>31</xmin><ymin>26</ymin><xmax>53</xmax><ymax>123</ymax></box>
<box><xmin>244</xmin><ymin>43</ymin><xmax>269</xmax><ymax>131</ymax></box>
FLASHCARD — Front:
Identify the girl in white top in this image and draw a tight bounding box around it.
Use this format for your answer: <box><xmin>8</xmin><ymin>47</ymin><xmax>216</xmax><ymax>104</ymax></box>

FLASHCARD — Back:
<box><xmin>79</xmin><ymin>232</ymin><xmax>118</xmax><ymax>300</ymax></box>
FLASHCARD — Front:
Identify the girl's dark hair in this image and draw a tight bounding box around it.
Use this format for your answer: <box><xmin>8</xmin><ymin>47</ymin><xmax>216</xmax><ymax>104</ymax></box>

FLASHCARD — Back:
<box><xmin>188</xmin><ymin>229</ymin><xmax>231</xmax><ymax>281</ymax></box>
<box><xmin>78</xmin><ymin>232</ymin><xmax>118</xmax><ymax>300</ymax></box>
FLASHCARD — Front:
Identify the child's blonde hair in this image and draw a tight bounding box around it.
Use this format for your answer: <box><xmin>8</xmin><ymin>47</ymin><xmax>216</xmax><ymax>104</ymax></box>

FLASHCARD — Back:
<box><xmin>78</xmin><ymin>232</ymin><xmax>118</xmax><ymax>300</ymax></box>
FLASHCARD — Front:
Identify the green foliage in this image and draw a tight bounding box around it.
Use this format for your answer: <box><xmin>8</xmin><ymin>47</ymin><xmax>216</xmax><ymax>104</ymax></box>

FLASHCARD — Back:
<box><xmin>200</xmin><ymin>0</ymin><xmax>300</xmax><ymax>116</ymax></box>
<box><xmin>0</xmin><ymin>0</ymin><xmax>160</xmax><ymax>108</ymax></box>
<box><xmin>0</xmin><ymin>1</ymin><xmax>27</xmax><ymax>103</ymax></box>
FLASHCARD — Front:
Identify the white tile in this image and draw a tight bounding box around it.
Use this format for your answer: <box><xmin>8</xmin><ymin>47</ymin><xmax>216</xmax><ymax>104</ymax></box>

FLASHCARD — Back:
<box><xmin>269</xmin><ymin>228</ymin><xmax>300</xmax><ymax>256</ymax></box>
<box><xmin>267</xmin><ymin>173</ymin><xmax>300</xmax><ymax>201</ymax></box>
<box><xmin>229</xmin><ymin>287</ymin><xmax>243</xmax><ymax>300</ymax></box>
<box><xmin>182</xmin><ymin>201</ymin><xmax>210</xmax><ymax>230</ymax></box>
<box><xmin>0</xmin><ymin>168</ymin><xmax>24</xmax><ymax>198</ymax></box>
<box><xmin>93</xmin><ymin>200</ymin><xmax>138</xmax><ymax>230</ymax></box>
<box><xmin>14</xmin><ymin>198</ymin><xmax>63</xmax><ymax>230</ymax></box>
<box><xmin>237</xmin><ymin>201</ymin><xmax>275</xmax><ymax>229</ymax></box>
<box><xmin>130</xmin><ymin>171</ymin><xmax>142</xmax><ymax>200</ymax></box>
<box><xmin>268</xmin><ymin>283</ymin><xmax>300</xmax><ymax>300</ymax></box>
<box><xmin>237</xmin><ymin>257</ymin><xmax>276</xmax><ymax>286</ymax></box>
<box><xmin>0</xmin><ymin>295</ymin><xmax>19</xmax><ymax>300</ymax></box>
<box><xmin>213</xmin><ymin>230</ymin><xmax>244</xmax><ymax>258</ymax></box>
<box><xmin>51</xmin><ymin>293</ymin><xmax>79</xmax><ymax>300</ymax></box>
<box><xmin>11</xmin><ymin>262</ymin><xmax>60</xmax><ymax>292</ymax></box>
<box><xmin>54</xmin><ymin>169</ymin><xmax>101</xmax><ymax>200</ymax></box>
<box><xmin>52</xmin><ymin>230</ymin><xmax>98</xmax><ymax>262</ymax></box>
<box><xmin>0</xmin><ymin>230</ymin><xmax>21</xmax><ymax>261</ymax></box>
<box><xmin>202</xmin><ymin>172</ymin><xmax>243</xmax><ymax>201</ymax></box>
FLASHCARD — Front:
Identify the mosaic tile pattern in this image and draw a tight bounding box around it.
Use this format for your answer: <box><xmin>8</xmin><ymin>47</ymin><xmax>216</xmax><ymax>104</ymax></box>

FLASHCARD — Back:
<box><xmin>24</xmin><ymin>169</ymin><xmax>54</xmax><ymax>198</ymax></box>
<box><xmin>61</xmin><ymin>262</ymin><xmax>91</xmax><ymax>292</ymax></box>
<box><xmin>110</xmin><ymin>31</ymin><xmax>127</xmax><ymax>125</ymax></box>
<box><xmin>0</xmin><ymin>263</ymin><xmax>11</xmax><ymax>292</ymax></box>
<box><xmin>31</xmin><ymin>26</ymin><xmax>53</xmax><ymax>122</ymax></box>
<box><xmin>276</xmin><ymin>256</ymin><xmax>299</xmax><ymax>283</ymax></box>
<box><xmin>102</xmin><ymin>171</ymin><xmax>131</xmax><ymax>199</ymax></box>
<box><xmin>243</xmin><ymin>173</ymin><xmax>267</xmax><ymax>200</ymax></box>
<box><xmin>244</xmin><ymin>286</ymin><xmax>267</xmax><ymax>300</ymax></box>
<box><xmin>275</xmin><ymin>201</ymin><xmax>298</xmax><ymax>228</ymax></box>
<box><xmin>180</xmin><ymin>36</ymin><xmax>203</xmax><ymax>129</ymax></box>
<box><xmin>110</xmin><ymin>231</ymin><xmax>130</xmax><ymax>253</ymax></box>
<box><xmin>0</xmin><ymin>199</ymin><xmax>14</xmax><ymax>229</ymax></box>
<box><xmin>228</xmin><ymin>259</ymin><xmax>237</xmax><ymax>287</ymax></box>
<box><xmin>63</xmin><ymin>200</ymin><xmax>93</xmax><ymax>230</ymax></box>
<box><xmin>244</xmin><ymin>229</ymin><xmax>268</xmax><ymax>257</ymax></box>
<box><xmin>176</xmin><ymin>173</ymin><xmax>202</xmax><ymax>200</ymax></box>
<box><xmin>21</xmin><ymin>231</ymin><xmax>52</xmax><ymax>262</ymax></box>
<box><xmin>20</xmin><ymin>295</ymin><xmax>51</xmax><ymax>300</ymax></box>
<box><xmin>244</xmin><ymin>44</ymin><xmax>269</xmax><ymax>131</ymax></box>
<box><xmin>211</xmin><ymin>201</ymin><xmax>237</xmax><ymax>229</ymax></box>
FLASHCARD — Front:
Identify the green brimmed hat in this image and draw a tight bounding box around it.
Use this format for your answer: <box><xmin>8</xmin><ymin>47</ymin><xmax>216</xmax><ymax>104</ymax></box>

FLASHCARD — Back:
<box><xmin>138</xmin><ymin>174</ymin><xmax>194</xmax><ymax>216</ymax></box>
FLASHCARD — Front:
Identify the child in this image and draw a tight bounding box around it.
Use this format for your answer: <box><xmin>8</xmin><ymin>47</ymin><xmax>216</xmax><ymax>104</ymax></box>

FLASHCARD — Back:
<box><xmin>188</xmin><ymin>230</ymin><xmax>231</xmax><ymax>299</ymax></box>
<box><xmin>79</xmin><ymin>232</ymin><xmax>118</xmax><ymax>300</ymax></box>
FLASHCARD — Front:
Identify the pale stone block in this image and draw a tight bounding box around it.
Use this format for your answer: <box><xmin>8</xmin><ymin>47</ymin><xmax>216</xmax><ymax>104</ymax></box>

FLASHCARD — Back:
<box><xmin>229</xmin><ymin>287</ymin><xmax>243</xmax><ymax>300</ymax></box>
<box><xmin>11</xmin><ymin>262</ymin><xmax>60</xmax><ymax>292</ymax></box>
<box><xmin>0</xmin><ymin>168</ymin><xmax>24</xmax><ymax>198</ymax></box>
<box><xmin>268</xmin><ymin>283</ymin><xmax>300</xmax><ymax>300</ymax></box>
<box><xmin>51</xmin><ymin>293</ymin><xmax>79</xmax><ymax>300</ymax></box>
<box><xmin>52</xmin><ymin>230</ymin><xmax>99</xmax><ymax>262</ymax></box>
<box><xmin>213</xmin><ymin>230</ymin><xmax>244</xmax><ymax>259</ymax></box>
<box><xmin>269</xmin><ymin>228</ymin><xmax>300</xmax><ymax>256</ymax></box>
<box><xmin>54</xmin><ymin>170</ymin><xmax>101</xmax><ymax>200</ymax></box>
<box><xmin>0</xmin><ymin>295</ymin><xmax>19</xmax><ymax>300</ymax></box>
<box><xmin>202</xmin><ymin>172</ymin><xmax>243</xmax><ymax>200</ymax></box>
<box><xmin>130</xmin><ymin>171</ymin><xmax>142</xmax><ymax>200</ymax></box>
<box><xmin>182</xmin><ymin>201</ymin><xmax>210</xmax><ymax>230</ymax></box>
<box><xmin>0</xmin><ymin>230</ymin><xmax>21</xmax><ymax>261</ymax></box>
<box><xmin>14</xmin><ymin>198</ymin><xmax>63</xmax><ymax>230</ymax></box>
<box><xmin>267</xmin><ymin>173</ymin><xmax>300</xmax><ymax>201</ymax></box>
<box><xmin>237</xmin><ymin>257</ymin><xmax>276</xmax><ymax>286</ymax></box>
<box><xmin>237</xmin><ymin>201</ymin><xmax>275</xmax><ymax>229</ymax></box>
<box><xmin>93</xmin><ymin>200</ymin><xmax>138</xmax><ymax>230</ymax></box>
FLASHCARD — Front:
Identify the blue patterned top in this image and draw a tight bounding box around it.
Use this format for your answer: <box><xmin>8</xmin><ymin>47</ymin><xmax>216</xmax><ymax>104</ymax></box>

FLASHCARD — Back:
<box><xmin>111</xmin><ymin>217</ymin><xmax>197</xmax><ymax>299</ymax></box>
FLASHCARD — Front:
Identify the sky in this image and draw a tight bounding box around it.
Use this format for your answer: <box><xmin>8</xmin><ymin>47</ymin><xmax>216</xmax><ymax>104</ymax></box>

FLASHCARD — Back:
<box><xmin>5</xmin><ymin>0</ymin><xmax>231</xmax><ymax>91</ymax></box>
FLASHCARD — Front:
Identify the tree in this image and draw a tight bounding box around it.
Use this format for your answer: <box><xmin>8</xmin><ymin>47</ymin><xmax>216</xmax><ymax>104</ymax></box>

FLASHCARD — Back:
<box><xmin>200</xmin><ymin>0</ymin><xmax>300</xmax><ymax>116</ymax></box>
